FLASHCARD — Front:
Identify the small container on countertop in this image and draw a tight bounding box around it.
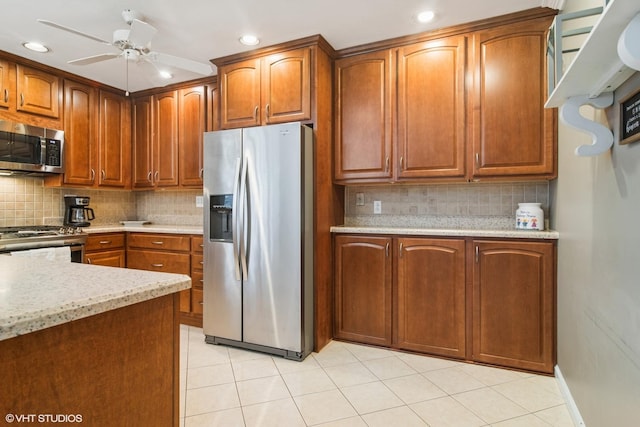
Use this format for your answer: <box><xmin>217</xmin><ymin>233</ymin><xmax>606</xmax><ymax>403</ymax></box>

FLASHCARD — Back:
<box><xmin>516</xmin><ymin>203</ymin><xmax>544</xmax><ymax>231</ymax></box>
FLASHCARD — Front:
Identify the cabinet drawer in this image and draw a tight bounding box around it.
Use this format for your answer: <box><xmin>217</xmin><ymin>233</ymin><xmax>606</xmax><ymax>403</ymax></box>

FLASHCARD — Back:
<box><xmin>85</xmin><ymin>249</ymin><xmax>126</xmax><ymax>267</ymax></box>
<box><xmin>191</xmin><ymin>288</ymin><xmax>204</xmax><ymax>315</ymax></box>
<box><xmin>85</xmin><ymin>233</ymin><xmax>125</xmax><ymax>251</ymax></box>
<box><xmin>127</xmin><ymin>233</ymin><xmax>190</xmax><ymax>251</ymax></box>
<box><xmin>127</xmin><ymin>249</ymin><xmax>190</xmax><ymax>274</ymax></box>
<box><xmin>191</xmin><ymin>236</ymin><xmax>204</xmax><ymax>253</ymax></box>
<box><xmin>190</xmin><ymin>271</ymin><xmax>204</xmax><ymax>290</ymax></box>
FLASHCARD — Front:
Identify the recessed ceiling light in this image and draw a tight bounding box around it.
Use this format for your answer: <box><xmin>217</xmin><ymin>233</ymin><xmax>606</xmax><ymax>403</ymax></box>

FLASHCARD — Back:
<box><xmin>239</xmin><ymin>35</ymin><xmax>260</xmax><ymax>46</ymax></box>
<box><xmin>417</xmin><ymin>10</ymin><xmax>436</xmax><ymax>23</ymax></box>
<box><xmin>23</xmin><ymin>41</ymin><xmax>49</xmax><ymax>53</ymax></box>
<box><xmin>159</xmin><ymin>70</ymin><xmax>173</xmax><ymax>79</ymax></box>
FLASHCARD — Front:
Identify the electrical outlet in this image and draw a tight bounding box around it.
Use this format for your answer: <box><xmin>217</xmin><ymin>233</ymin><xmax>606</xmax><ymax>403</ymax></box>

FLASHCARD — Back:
<box><xmin>373</xmin><ymin>200</ymin><xmax>382</xmax><ymax>214</ymax></box>
<box><xmin>195</xmin><ymin>196</ymin><xmax>203</xmax><ymax>208</ymax></box>
<box><xmin>356</xmin><ymin>192</ymin><xmax>365</xmax><ymax>206</ymax></box>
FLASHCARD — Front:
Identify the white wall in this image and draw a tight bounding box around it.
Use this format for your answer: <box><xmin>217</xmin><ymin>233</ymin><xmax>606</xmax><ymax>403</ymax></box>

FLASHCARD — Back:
<box><xmin>550</xmin><ymin>15</ymin><xmax>640</xmax><ymax>424</ymax></box>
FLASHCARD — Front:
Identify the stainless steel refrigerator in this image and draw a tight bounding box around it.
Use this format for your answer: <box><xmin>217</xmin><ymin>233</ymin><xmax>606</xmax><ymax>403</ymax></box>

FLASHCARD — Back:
<box><xmin>202</xmin><ymin>122</ymin><xmax>314</xmax><ymax>361</ymax></box>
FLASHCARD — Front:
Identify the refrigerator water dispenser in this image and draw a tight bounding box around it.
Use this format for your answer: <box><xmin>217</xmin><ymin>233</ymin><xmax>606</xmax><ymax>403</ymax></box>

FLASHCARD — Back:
<box><xmin>209</xmin><ymin>194</ymin><xmax>233</xmax><ymax>241</ymax></box>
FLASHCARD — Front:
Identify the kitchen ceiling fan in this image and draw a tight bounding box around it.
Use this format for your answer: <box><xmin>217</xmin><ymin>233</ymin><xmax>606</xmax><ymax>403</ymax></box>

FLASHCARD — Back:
<box><xmin>38</xmin><ymin>9</ymin><xmax>212</xmax><ymax>93</ymax></box>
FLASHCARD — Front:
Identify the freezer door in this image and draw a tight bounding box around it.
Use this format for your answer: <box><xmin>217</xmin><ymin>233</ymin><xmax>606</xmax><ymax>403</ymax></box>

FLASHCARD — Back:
<box><xmin>240</xmin><ymin>123</ymin><xmax>309</xmax><ymax>352</ymax></box>
<box><xmin>203</xmin><ymin>129</ymin><xmax>243</xmax><ymax>341</ymax></box>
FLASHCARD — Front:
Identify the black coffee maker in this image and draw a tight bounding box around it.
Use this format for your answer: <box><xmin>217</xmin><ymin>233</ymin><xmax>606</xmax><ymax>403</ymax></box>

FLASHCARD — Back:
<box><xmin>64</xmin><ymin>195</ymin><xmax>95</xmax><ymax>227</ymax></box>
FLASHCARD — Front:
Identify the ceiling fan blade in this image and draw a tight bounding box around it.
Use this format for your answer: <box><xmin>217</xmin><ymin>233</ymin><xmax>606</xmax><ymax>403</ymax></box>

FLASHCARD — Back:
<box><xmin>37</xmin><ymin>19</ymin><xmax>111</xmax><ymax>45</ymax></box>
<box><xmin>147</xmin><ymin>52</ymin><xmax>212</xmax><ymax>76</ymax></box>
<box><xmin>68</xmin><ymin>53</ymin><xmax>121</xmax><ymax>66</ymax></box>
<box><xmin>129</xmin><ymin>19</ymin><xmax>157</xmax><ymax>50</ymax></box>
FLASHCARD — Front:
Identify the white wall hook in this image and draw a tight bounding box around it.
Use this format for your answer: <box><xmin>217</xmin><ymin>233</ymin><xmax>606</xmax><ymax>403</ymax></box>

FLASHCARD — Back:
<box><xmin>560</xmin><ymin>93</ymin><xmax>615</xmax><ymax>157</ymax></box>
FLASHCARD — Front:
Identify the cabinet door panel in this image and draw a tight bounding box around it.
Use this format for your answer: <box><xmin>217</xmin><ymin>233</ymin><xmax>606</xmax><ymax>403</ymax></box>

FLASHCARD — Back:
<box><xmin>262</xmin><ymin>48</ymin><xmax>310</xmax><ymax>124</ymax></box>
<box><xmin>179</xmin><ymin>86</ymin><xmax>206</xmax><ymax>187</ymax></box>
<box><xmin>472</xmin><ymin>17</ymin><xmax>556</xmax><ymax>178</ymax></box>
<box><xmin>99</xmin><ymin>90</ymin><xmax>130</xmax><ymax>187</ymax></box>
<box><xmin>154</xmin><ymin>91</ymin><xmax>179</xmax><ymax>187</ymax></box>
<box><xmin>85</xmin><ymin>250</ymin><xmax>125</xmax><ymax>267</ymax></box>
<box><xmin>335</xmin><ymin>50</ymin><xmax>393</xmax><ymax>181</ymax></box>
<box><xmin>16</xmin><ymin>65</ymin><xmax>60</xmax><ymax>118</ymax></box>
<box><xmin>334</xmin><ymin>235</ymin><xmax>392</xmax><ymax>346</ymax></box>
<box><xmin>132</xmin><ymin>96</ymin><xmax>154</xmax><ymax>189</ymax></box>
<box><xmin>63</xmin><ymin>80</ymin><xmax>97</xmax><ymax>186</ymax></box>
<box><xmin>0</xmin><ymin>59</ymin><xmax>10</xmax><ymax>109</ymax></box>
<box><xmin>472</xmin><ymin>240</ymin><xmax>555</xmax><ymax>373</ymax></box>
<box><xmin>395</xmin><ymin>238</ymin><xmax>466</xmax><ymax>358</ymax></box>
<box><xmin>397</xmin><ymin>37</ymin><xmax>466</xmax><ymax>179</ymax></box>
<box><xmin>219</xmin><ymin>58</ymin><xmax>261</xmax><ymax>129</ymax></box>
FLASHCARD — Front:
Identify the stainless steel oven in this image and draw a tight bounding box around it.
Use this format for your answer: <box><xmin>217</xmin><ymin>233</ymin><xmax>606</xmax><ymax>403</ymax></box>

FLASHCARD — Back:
<box><xmin>0</xmin><ymin>226</ymin><xmax>87</xmax><ymax>263</ymax></box>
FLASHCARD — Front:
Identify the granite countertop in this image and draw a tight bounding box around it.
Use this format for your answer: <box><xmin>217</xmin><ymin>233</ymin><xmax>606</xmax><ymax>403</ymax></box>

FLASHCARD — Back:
<box><xmin>331</xmin><ymin>225</ymin><xmax>559</xmax><ymax>240</ymax></box>
<box><xmin>0</xmin><ymin>256</ymin><xmax>191</xmax><ymax>341</ymax></box>
<box><xmin>86</xmin><ymin>224</ymin><xmax>203</xmax><ymax>235</ymax></box>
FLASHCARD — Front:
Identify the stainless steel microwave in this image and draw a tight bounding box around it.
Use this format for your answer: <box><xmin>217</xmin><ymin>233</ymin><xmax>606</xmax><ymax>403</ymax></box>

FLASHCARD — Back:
<box><xmin>0</xmin><ymin>120</ymin><xmax>65</xmax><ymax>174</ymax></box>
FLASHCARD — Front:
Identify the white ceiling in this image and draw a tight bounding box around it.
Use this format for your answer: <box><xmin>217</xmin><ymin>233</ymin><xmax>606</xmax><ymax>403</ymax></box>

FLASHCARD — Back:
<box><xmin>1</xmin><ymin>0</ymin><xmax>552</xmax><ymax>93</ymax></box>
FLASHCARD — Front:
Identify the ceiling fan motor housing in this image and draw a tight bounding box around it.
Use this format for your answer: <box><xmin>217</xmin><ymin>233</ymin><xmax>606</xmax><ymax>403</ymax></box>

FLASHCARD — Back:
<box><xmin>112</xmin><ymin>29</ymin><xmax>132</xmax><ymax>49</ymax></box>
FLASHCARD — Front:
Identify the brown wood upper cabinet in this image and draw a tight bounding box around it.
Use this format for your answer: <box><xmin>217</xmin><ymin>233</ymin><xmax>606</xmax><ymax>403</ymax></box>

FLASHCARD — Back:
<box><xmin>218</xmin><ymin>47</ymin><xmax>311</xmax><ymax>129</ymax></box>
<box><xmin>54</xmin><ymin>83</ymin><xmax>129</xmax><ymax>188</ymax></box>
<box><xmin>470</xmin><ymin>16</ymin><xmax>556</xmax><ymax>180</ymax></box>
<box><xmin>15</xmin><ymin>65</ymin><xmax>61</xmax><ymax>118</ymax></box>
<box><xmin>132</xmin><ymin>85</ymin><xmax>207</xmax><ymax>189</ymax></box>
<box><xmin>98</xmin><ymin>90</ymin><xmax>131</xmax><ymax>188</ymax></box>
<box><xmin>0</xmin><ymin>60</ymin><xmax>61</xmax><ymax>120</ymax></box>
<box><xmin>397</xmin><ymin>36</ymin><xmax>467</xmax><ymax>180</ymax></box>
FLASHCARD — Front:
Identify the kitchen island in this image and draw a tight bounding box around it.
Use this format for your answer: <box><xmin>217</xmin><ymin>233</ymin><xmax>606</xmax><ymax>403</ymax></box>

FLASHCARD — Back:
<box><xmin>0</xmin><ymin>256</ymin><xmax>191</xmax><ymax>427</ymax></box>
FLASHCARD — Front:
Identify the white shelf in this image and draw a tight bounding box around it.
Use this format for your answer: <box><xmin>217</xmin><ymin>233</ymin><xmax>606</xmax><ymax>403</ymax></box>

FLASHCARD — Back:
<box><xmin>546</xmin><ymin>0</ymin><xmax>640</xmax><ymax>108</ymax></box>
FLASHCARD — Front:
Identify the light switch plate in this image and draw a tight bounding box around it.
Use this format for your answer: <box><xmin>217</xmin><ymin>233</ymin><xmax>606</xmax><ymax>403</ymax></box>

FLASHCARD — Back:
<box><xmin>373</xmin><ymin>200</ymin><xmax>382</xmax><ymax>214</ymax></box>
<box><xmin>195</xmin><ymin>196</ymin><xmax>203</xmax><ymax>208</ymax></box>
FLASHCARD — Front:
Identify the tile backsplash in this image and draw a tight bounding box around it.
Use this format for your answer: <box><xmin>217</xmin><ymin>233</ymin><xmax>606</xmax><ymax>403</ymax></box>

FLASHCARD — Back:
<box><xmin>0</xmin><ymin>176</ymin><xmax>203</xmax><ymax>227</ymax></box>
<box><xmin>345</xmin><ymin>182</ymin><xmax>550</xmax><ymax>229</ymax></box>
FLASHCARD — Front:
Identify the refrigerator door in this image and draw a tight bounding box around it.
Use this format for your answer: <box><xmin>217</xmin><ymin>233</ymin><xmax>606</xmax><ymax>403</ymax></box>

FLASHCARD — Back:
<box><xmin>241</xmin><ymin>123</ymin><xmax>307</xmax><ymax>352</ymax></box>
<box><xmin>203</xmin><ymin>129</ymin><xmax>243</xmax><ymax>342</ymax></box>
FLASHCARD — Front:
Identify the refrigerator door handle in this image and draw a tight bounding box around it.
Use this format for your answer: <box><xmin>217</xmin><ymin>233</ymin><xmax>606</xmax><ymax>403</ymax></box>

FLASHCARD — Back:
<box><xmin>239</xmin><ymin>156</ymin><xmax>249</xmax><ymax>279</ymax></box>
<box><xmin>232</xmin><ymin>157</ymin><xmax>242</xmax><ymax>281</ymax></box>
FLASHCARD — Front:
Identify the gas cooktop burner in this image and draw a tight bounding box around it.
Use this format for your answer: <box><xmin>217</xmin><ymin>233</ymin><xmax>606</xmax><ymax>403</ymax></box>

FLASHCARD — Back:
<box><xmin>0</xmin><ymin>225</ymin><xmax>83</xmax><ymax>237</ymax></box>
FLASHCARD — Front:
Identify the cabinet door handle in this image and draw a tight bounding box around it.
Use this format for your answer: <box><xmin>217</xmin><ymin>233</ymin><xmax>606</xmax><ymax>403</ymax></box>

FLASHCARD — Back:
<box><xmin>147</xmin><ymin>171</ymin><xmax>153</xmax><ymax>183</ymax></box>
<box><xmin>90</xmin><ymin>169</ymin><xmax>96</xmax><ymax>182</ymax></box>
<box><xmin>20</xmin><ymin>93</ymin><xmax>24</xmax><ymax>106</ymax></box>
<box><xmin>254</xmin><ymin>105</ymin><xmax>259</xmax><ymax>120</ymax></box>
<box><xmin>199</xmin><ymin>244</ymin><xmax>204</xmax><ymax>248</ymax></box>
<box><xmin>199</xmin><ymin>261</ymin><xmax>204</xmax><ymax>265</ymax></box>
<box><xmin>154</xmin><ymin>171</ymin><xmax>159</xmax><ymax>182</ymax></box>
<box><xmin>151</xmin><ymin>241</ymin><xmax>164</xmax><ymax>245</ymax></box>
<box><xmin>151</xmin><ymin>263</ymin><xmax>164</xmax><ymax>268</ymax></box>
<box><xmin>87</xmin><ymin>258</ymin><xmax>92</xmax><ymax>264</ymax></box>
<box><xmin>199</xmin><ymin>168</ymin><xmax>204</xmax><ymax>179</ymax></box>
<box><xmin>475</xmin><ymin>246</ymin><xmax>479</xmax><ymax>263</ymax></box>
<box><xmin>475</xmin><ymin>153</ymin><xmax>479</xmax><ymax>167</ymax></box>
<box><xmin>198</xmin><ymin>301</ymin><xmax>204</xmax><ymax>305</ymax></box>
<box><xmin>385</xmin><ymin>242</ymin><xmax>389</xmax><ymax>257</ymax></box>
<box><xmin>101</xmin><ymin>169</ymin><xmax>106</xmax><ymax>181</ymax></box>
<box><xmin>385</xmin><ymin>156</ymin><xmax>390</xmax><ymax>172</ymax></box>
<box><xmin>265</xmin><ymin>103</ymin><xmax>270</xmax><ymax>119</ymax></box>
<box><xmin>400</xmin><ymin>156</ymin><xmax>404</xmax><ymax>170</ymax></box>
<box><xmin>99</xmin><ymin>240</ymin><xmax>112</xmax><ymax>245</ymax></box>
<box><xmin>399</xmin><ymin>242</ymin><xmax>404</xmax><ymax>257</ymax></box>
<box><xmin>3</xmin><ymin>89</ymin><xmax>8</xmax><ymax>103</ymax></box>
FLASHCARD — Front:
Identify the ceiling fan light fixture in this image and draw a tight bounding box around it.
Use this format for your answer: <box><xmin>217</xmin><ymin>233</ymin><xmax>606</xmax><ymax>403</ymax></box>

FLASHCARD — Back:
<box><xmin>159</xmin><ymin>70</ymin><xmax>173</xmax><ymax>79</ymax></box>
<box><xmin>239</xmin><ymin>34</ymin><xmax>260</xmax><ymax>46</ymax></box>
<box><xmin>23</xmin><ymin>41</ymin><xmax>49</xmax><ymax>53</ymax></box>
<box><xmin>417</xmin><ymin>10</ymin><xmax>436</xmax><ymax>23</ymax></box>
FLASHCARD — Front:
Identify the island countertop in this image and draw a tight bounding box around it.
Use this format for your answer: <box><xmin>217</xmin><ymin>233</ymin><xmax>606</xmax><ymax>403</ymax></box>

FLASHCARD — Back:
<box><xmin>0</xmin><ymin>256</ymin><xmax>191</xmax><ymax>341</ymax></box>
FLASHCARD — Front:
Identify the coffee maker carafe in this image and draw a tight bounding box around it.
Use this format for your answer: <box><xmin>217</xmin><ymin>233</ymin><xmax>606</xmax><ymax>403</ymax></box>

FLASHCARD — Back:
<box><xmin>64</xmin><ymin>195</ymin><xmax>95</xmax><ymax>227</ymax></box>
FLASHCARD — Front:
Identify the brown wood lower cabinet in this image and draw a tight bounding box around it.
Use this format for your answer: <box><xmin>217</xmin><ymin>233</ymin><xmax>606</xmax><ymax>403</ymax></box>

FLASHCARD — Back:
<box><xmin>84</xmin><ymin>232</ymin><xmax>126</xmax><ymax>267</ymax></box>
<box><xmin>334</xmin><ymin>235</ymin><xmax>392</xmax><ymax>346</ymax></box>
<box><xmin>334</xmin><ymin>234</ymin><xmax>556</xmax><ymax>373</ymax></box>
<box><xmin>395</xmin><ymin>238</ymin><xmax>466</xmax><ymax>358</ymax></box>
<box><xmin>471</xmin><ymin>240</ymin><xmax>556</xmax><ymax>373</ymax></box>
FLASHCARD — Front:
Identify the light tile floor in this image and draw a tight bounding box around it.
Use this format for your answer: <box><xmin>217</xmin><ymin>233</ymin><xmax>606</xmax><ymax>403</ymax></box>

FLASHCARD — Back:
<box><xmin>180</xmin><ymin>325</ymin><xmax>575</xmax><ymax>427</ymax></box>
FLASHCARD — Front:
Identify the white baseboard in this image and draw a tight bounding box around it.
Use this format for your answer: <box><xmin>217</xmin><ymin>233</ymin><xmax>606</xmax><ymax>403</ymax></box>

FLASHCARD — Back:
<box><xmin>555</xmin><ymin>365</ymin><xmax>587</xmax><ymax>426</ymax></box>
